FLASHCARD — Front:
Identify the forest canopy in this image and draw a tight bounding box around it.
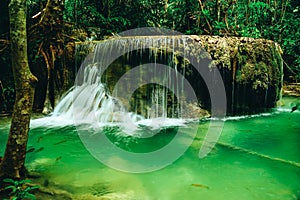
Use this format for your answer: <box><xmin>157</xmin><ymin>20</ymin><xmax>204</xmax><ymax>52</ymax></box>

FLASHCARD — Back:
<box><xmin>62</xmin><ymin>0</ymin><xmax>299</xmax><ymax>77</ymax></box>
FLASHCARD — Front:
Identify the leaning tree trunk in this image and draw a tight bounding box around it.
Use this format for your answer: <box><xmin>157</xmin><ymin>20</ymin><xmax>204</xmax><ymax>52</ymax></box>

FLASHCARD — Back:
<box><xmin>0</xmin><ymin>0</ymin><xmax>37</xmax><ymax>179</ymax></box>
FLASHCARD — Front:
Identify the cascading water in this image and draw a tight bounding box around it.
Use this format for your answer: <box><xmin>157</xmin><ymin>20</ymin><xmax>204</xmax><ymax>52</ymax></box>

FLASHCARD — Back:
<box><xmin>51</xmin><ymin>65</ymin><xmax>132</xmax><ymax>124</ymax></box>
<box><xmin>48</xmin><ymin>36</ymin><xmax>208</xmax><ymax>128</ymax></box>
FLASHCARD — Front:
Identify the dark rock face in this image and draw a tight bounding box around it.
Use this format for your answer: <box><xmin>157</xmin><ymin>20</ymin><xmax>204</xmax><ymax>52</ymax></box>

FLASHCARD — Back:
<box><xmin>74</xmin><ymin>36</ymin><xmax>283</xmax><ymax>116</ymax></box>
<box><xmin>191</xmin><ymin>35</ymin><xmax>283</xmax><ymax>115</ymax></box>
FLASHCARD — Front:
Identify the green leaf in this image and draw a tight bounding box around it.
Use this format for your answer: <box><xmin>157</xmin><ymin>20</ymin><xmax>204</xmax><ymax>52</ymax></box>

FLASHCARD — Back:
<box><xmin>12</xmin><ymin>187</ymin><xmax>17</xmax><ymax>193</ymax></box>
<box><xmin>4</xmin><ymin>185</ymin><xmax>15</xmax><ymax>190</ymax></box>
<box><xmin>3</xmin><ymin>178</ymin><xmax>15</xmax><ymax>183</ymax></box>
<box><xmin>19</xmin><ymin>179</ymin><xmax>32</xmax><ymax>185</ymax></box>
<box><xmin>24</xmin><ymin>193</ymin><xmax>36</xmax><ymax>200</ymax></box>
<box><xmin>24</xmin><ymin>186</ymin><xmax>39</xmax><ymax>192</ymax></box>
<box><xmin>13</xmin><ymin>180</ymin><xmax>19</xmax><ymax>186</ymax></box>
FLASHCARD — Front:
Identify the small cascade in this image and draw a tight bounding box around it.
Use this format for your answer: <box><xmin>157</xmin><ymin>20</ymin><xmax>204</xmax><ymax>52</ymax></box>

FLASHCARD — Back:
<box><xmin>52</xmin><ymin>64</ymin><xmax>136</xmax><ymax>124</ymax></box>
<box><xmin>149</xmin><ymin>87</ymin><xmax>168</xmax><ymax>118</ymax></box>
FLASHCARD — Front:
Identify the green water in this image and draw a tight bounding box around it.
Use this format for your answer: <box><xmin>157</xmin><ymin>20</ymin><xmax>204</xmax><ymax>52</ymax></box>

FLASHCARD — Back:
<box><xmin>0</xmin><ymin>97</ymin><xmax>300</xmax><ymax>199</ymax></box>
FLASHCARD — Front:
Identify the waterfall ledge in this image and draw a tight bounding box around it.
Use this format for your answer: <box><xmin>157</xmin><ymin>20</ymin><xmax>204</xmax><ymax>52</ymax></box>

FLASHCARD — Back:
<box><xmin>72</xmin><ymin>35</ymin><xmax>283</xmax><ymax>116</ymax></box>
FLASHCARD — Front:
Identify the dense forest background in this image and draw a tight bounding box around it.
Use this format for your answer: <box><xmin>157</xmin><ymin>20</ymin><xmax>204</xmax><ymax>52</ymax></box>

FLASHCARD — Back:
<box><xmin>0</xmin><ymin>0</ymin><xmax>299</xmax><ymax>114</ymax></box>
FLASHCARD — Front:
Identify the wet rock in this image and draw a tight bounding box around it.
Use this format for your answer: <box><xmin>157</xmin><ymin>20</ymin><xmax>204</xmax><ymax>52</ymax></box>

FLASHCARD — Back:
<box><xmin>35</xmin><ymin>186</ymin><xmax>73</xmax><ymax>200</ymax></box>
<box><xmin>74</xmin><ymin>36</ymin><xmax>283</xmax><ymax>115</ymax></box>
<box><xmin>191</xmin><ymin>35</ymin><xmax>283</xmax><ymax>114</ymax></box>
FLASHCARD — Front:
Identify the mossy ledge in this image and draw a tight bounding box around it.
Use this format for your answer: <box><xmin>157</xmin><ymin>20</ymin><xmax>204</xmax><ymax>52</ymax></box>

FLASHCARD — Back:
<box><xmin>74</xmin><ymin>36</ymin><xmax>283</xmax><ymax>115</ymax></box>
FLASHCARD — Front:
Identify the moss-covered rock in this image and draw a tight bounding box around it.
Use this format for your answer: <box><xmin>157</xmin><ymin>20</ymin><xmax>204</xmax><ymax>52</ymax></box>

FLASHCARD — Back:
<box><xmin>191</xmin><ymin>35</ymin><xmax>283</xmax><ymax>114</ymax></box>
<box><xmin>74</xmin><ymin>35</ymin><xmax>283</xmax><ymax>116</ymax></box>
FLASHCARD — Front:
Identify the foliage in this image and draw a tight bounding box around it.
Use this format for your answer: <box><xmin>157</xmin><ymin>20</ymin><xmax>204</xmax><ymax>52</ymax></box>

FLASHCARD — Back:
<box><xmin>0</xmin><ymin>80</ymin><xmax>15</xmax><ymax>113</ymax></box>
<box><xmin>0</xmin><ymin>48</ymin><xmax>14</xmax><ymax>113</ymax></box>
<box><xmin>61</xmin><ymin>0</ymin><xmax>299</xmax><ymax>81</ymax></box>
<box><xmin>2</xmin><ymin>0</ymin><xmax>300</xmax><ymax>80</ymax></box>
<box><xmin>3</xmin><ymin>178</ymin><xmax>39</xmax><ymax>200</ymax></box>
<box><xmin>64</xmin><ymin>0</ymin><xmax>132</xmax><ymax>38</ymax></box>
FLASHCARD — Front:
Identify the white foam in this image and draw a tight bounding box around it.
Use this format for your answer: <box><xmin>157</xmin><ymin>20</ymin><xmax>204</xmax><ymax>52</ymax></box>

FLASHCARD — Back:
<box><xmin>275</xmin><ymin>107</ymin><xmax>298</xmax><ymax>113</ymax></box>
<box><xmin>135</xmin><ymin>117</ymin><xmax>187</xmax><ymax>129</ymax></box>
<box><xmin>209</xmin><ymin>112</ymin><xmax>273</xmax><ymax>122</ymax></box>
<box><xmin>30</xmin><ymin>116</ymin><xmax>74</xmax><ymax>128</ymax></box>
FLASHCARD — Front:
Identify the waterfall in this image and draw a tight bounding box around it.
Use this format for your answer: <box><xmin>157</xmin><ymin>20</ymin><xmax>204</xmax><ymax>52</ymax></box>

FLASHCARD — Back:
<box><xmin>50</xmin><ymin>36</ymin><xmax>204</xmax><ymax>126</ymax></box>
<box><xmin>52</xmin><ymin>64</ymin><xmax>136</xmax><ymax>124</ymax></box>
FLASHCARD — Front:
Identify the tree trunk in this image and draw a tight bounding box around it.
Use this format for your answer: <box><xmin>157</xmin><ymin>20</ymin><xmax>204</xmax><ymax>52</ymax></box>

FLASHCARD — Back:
<box><xmin>0</xmin><ymin>0</ymin><xmax>37</xmax><ymax>179</ymax></box>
